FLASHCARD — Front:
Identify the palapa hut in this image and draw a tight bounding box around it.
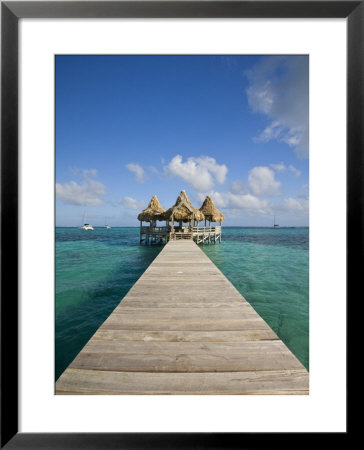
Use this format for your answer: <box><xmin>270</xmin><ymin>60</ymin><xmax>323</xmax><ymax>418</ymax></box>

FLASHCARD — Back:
<box><xmin>199</xmin><ymin>195</ymin><xmax>225</xmax><ymax>226</ymax></box>
<box><xmin>161</xmin><ymin>190</ymin><xmax>205</xmax><ymax>231</ymax></box>
<box><xmin>138</xmin><ymin>191</ymin><xmax>223</xmax><ymax>244</ymax></box>
<box><xmin>138</xmin><ymin>195</ymin><xmax>165</xmax><ymax>226</ymax></box>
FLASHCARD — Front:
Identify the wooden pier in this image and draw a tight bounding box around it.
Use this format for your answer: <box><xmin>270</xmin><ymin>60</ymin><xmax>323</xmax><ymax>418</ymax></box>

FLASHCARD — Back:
<box><xmin>56</xmin><ymin>240</ymin><xmax>309</xmax><ymax>395</ymax></box>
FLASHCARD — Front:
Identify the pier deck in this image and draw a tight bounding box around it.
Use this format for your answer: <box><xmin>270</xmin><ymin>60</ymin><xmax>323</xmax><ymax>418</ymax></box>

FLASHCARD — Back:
<box><xmin>56</xmin><ymin>240</ymin><xmax>309</xmax><ymax>394</ymax></box>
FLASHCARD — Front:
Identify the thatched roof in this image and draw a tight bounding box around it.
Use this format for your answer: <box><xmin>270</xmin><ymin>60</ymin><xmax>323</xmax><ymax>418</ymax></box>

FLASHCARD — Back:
<box><xmin>199</xmin><ymin>196</ymin><xmax>225</xmax><ymax>223</ymax></box>
<box><xmin>161</xmin><ymin>190</ymin><xmax>205</xmax><ymax>222</ymax></box>
<box><xmin>137</xmin><ymin>195</ymin><xmax>165</xmax><ymax>222</ymax></box>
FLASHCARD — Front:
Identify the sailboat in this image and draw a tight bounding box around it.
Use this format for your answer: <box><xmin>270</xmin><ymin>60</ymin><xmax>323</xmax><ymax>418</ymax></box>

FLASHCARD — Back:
<box><xmin>79</xmin><ymin>210</ymin><xmax>94</xmax><ymax>230</ymax></box>
<box><xmin>79</xmin><ymin>223</ymin><xmax>94</xmax><ymax>230</ymax></box>
<box><xmin>104</xmin><ymin>217</ymin><xmax>111</xmax><ymax>229</ymax></box>
<box><xmin>273</xmin><ymin>215</ymin><xmax>279</xmax><ymax>229</ymax></box>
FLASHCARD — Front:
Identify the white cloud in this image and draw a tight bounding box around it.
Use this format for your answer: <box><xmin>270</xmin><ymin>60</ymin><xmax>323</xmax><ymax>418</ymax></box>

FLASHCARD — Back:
<box><xmin>270</xmin><ymin>162</ymin><xmax>286</xmax><ymax>172</ymax></box>
<box><xmin>148</xmin><ymin>165</ymin><xmax>160</xmax><ymax>175</ymax></box>
<box><xmin>248</xmin><ymin>166</ymin><xmax>281</xmax><ymax>197</ymax></box>
<box><xmin>270</xmin><ymin>162</ymin><xmax>301</xmax><ymax>177</ymax></box>
<box><xmin>164</xmin><ymin>155</ymin><xmax>228</xmax><ymax>192</ymax></box>
<box><xmin>126</xmin><ymin>163</ymin><xmax>146</xmax><ymax>183</ymax></box>
<box><xmin>246</xmin><ymin>56</ymin><xmax>309</xmax><ymax>158</ymax></box>
<box><xmin>230</xmin><ymin>180</ymin><xmax>247</xmax><ymax>194</ymax></box>
<box><xmin>271</xmin><ymin>195</ymin><xmax>309</xmax><ymax>215</ymax></box>
<box><xmin>56</xmin><ymin>169</ymin><xmax>106</xmax><ymax>206</ymax></box>
<box><xmin>288</xmin><ymin>165</ymin><xmax>301</xmax><ymax>177</ymax></box>
<box><xmin>208</xmin><ymin>191</ymin><xmax>271</xmax><ymax>214</ymax></box>
<box><xmin>118</xmin><ymin>196</ymin><xmax>145</xmax><ymax>210</ymax></box>
<box><xmin>283</xmin><ymin>197</ymin><xmax>309</xmax><ymax>212</ymax></box>
<box><xmin>82</xmin><ymin>169</ymin><xmax>98</xmax><ymax>178</ymax></box>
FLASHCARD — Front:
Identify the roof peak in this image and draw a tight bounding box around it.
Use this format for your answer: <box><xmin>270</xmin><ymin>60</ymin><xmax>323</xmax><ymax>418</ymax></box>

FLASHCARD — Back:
<box><xmin>199</xmin><ymin>195</ymin><xmax>225</xmax><ymax>223</ymax></box>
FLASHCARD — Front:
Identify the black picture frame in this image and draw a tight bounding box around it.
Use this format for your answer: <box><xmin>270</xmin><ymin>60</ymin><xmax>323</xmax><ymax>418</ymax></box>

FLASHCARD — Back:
<box><xmin>1</xmin><ymin>1</ymin><xmax>355</xmax><ymax>448</ymax></box>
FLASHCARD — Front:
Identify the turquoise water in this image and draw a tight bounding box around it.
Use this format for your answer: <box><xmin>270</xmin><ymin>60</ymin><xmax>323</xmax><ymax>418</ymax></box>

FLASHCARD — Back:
<box><xmin>55</xmin><ymin>227</ymin><xmax>309</xmax><ymax>381</ymax></box>
<box><xmin>203</xmin><ymin>227</ymin><xmax>309</xmax><ymax>371</ymax></box>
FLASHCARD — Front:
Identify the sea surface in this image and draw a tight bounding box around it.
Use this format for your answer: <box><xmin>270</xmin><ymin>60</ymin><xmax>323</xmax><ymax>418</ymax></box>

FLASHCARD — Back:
<box><xmin>55</xmin><ymin>227</ymin><xmax>309</xmax><ymax>381</ymax></box>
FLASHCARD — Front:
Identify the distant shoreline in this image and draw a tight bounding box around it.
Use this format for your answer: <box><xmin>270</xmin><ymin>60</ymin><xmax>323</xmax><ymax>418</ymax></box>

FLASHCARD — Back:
<box><xmin>56</xmin><ymin>225</ymin><xmax>309</xmax><ymax>229</ymax></box>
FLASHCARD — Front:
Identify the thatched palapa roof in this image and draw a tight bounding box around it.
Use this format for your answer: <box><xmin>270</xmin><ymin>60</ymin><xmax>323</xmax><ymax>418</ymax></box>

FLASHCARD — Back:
<box><xmin>138</xmin><ymin>195</ymin><xmax>165</xmax><ymax>222</ymax></box>
<box><xmin>199</xmin><ymin>196</ymin><xmax>225</xmax><ymax>223</ymax></box>
<box><xmin>161</xmin><ymin>190</ymin><xmax>205</xmax><ymax>222</ymax></box>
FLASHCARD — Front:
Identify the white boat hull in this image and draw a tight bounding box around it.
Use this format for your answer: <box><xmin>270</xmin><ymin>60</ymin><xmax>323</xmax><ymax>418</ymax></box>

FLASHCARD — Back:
<box><xmin>79</xmin><ymin>225</ymin><xmax>94</xmax><ymax>230</ymax></box>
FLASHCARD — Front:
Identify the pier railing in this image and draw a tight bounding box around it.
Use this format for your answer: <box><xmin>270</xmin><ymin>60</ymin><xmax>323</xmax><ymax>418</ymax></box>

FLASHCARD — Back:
<box><xmin>141</xmin><ymin>225</ymin><xmax>222</xmax><ymax>234</ymax></box>
<box><xmin>192</xmin><ymin>226</ymin><xmax>221</xmax><ymax>233</ymax></box>
<box><xmin>141</xmin><ymin>225</ymin><xmax>222</xmax><ymax>244</ymax></box>
<box><xmin>141</xmin><ymin>226</ymin><xmax>170</xmax><ymax>234</ymax></box>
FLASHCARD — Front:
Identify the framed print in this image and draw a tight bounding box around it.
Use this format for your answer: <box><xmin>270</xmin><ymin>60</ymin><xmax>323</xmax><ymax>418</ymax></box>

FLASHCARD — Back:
<box><xmin>1</xmin><ymin>1</ymin><xmax>356</xmax><ymax>447</ymax></box>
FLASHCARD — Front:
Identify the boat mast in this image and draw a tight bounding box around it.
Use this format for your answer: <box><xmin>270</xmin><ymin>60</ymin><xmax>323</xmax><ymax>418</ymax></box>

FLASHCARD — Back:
<box><xmin>273</xmin><ymin>215</ymin><xmax>279</xmax><ymax>228</ymax></box>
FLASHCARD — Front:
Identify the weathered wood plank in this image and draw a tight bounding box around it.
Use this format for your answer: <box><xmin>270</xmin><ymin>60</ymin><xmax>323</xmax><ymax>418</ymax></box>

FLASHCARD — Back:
<box><xmin>100</xmin><ymin>318</ymin><xmax>271</xmax><ymax>331</ymax></box>
<box><xmin>114</xmin><ymin>306</ymin><xmax>256</xmax><ymax>314</ymax></box>
<box><xmin>121</xmin><ymin>293</ymin><xmax>244</xmax><ymax>301</ymax></box>
<box><xmin>70</xmin><ymin>350</ymin><xmax>303</xmax><ymax>372</ymax></box>
<box><xmin>81</xmin><ymin>340</ymin><xmax>288</xmax><ymax>354</ymax></box>
<box><xmin>92</xmin><ymin>329</ymin><xmax>279</xmax><ymax>342</ymax></box>
<box><xmin>56</xmin><ymin>368</ymin><xmax>309</xmax><ymax>395</ymax></box>
<box><xmin>119</xmin><ymin>301</ymin><xmax>246</xmax><ymax>308</ymax></box>
<box><xmin>111</xmin><ymin>308</ymin><xmax>259</xmax><ymax>319</ymax></box>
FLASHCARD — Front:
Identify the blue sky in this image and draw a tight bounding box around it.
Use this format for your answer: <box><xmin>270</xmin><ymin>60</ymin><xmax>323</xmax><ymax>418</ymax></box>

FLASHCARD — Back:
<box><xmin>56</xmin><ymin>55</ymin><xmax>309</xmax><ymax>227</ymax></box>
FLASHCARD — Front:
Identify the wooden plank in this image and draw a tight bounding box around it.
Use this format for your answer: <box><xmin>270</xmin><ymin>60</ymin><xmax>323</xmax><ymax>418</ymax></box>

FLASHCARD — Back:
<box><xmin>119</xmin><ymin>301</ymin><xmax>247</xmax><ymax>308</ymax></box>
<box><xmin>111</xmin><ymin>308</ymin><xmax>259</xmax><ymax>319</ymax></box>
<box><xmin>92</xmin><ymin>329</ymin><xmax>279</xmax><ymax>342</ymax></box>
<box><xmin>100</xmin><ymin>318</ymin><xmax>272</xmax><ymax>331</ymax></box>
<box><xmin>121</xmin><ymin>290</ymin><xmax>245</xmax><ymax>297</ymax></box>
<box><xmin>70</xmin><ymin>349</ymin><xmax>303</xmax><ymax>373</ymax></box>
<box><xmin>114</xmin><ymin>306</ymin><xmax>255</xmax><ymax>314</ymax></box>
<box><xmin>56</xmin><ymin>368</ymin><xmax>309</xmax><ymax>395</ymax></box>
<box><xmin>81</xmin><ymin>339</ymin><xmax>288</xmax><ymax>354</ymax></box>
<box><xmin>121</xmin><ymin>291</ymin><xmax>243</xmax><ymax>299</ymax></box>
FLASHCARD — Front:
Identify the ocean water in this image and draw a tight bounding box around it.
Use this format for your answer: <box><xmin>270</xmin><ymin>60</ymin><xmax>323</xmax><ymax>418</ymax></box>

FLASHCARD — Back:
<box><xmin>203</xmin><ymin>227</ymin><xmax>309</xmax><ymax>371</ymax></box>
<box><xmin>55</xmin><ymin>227</ymin><xmax>309</xmax><ymax>381</ymax></box>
